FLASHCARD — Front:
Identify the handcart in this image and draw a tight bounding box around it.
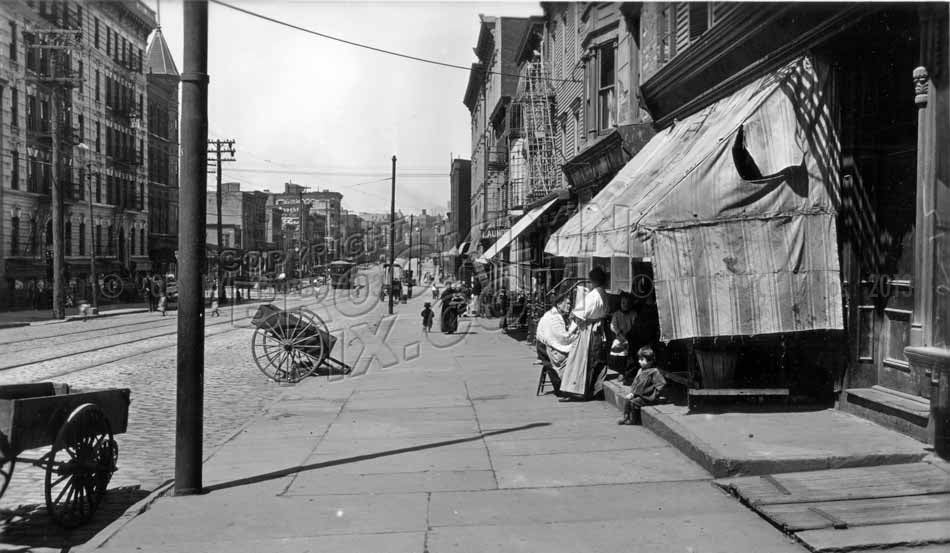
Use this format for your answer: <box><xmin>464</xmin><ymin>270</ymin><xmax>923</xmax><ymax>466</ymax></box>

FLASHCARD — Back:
<box><xmin>0</xmin><ymin>382</ymin><xmax>130</xmax><ymax>527</ymax></box>
<box><xmin>250</xmin><ymin>304</ymin><xmax>352</xmax><ymax>383</ymax></box>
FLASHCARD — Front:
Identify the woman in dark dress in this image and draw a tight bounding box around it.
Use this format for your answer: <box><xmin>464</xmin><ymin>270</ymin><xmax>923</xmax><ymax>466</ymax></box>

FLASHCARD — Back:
<box><xmin>441</xmin><ymin>284</ymin><xmax>464</xmax><ymax>334</ymax></box>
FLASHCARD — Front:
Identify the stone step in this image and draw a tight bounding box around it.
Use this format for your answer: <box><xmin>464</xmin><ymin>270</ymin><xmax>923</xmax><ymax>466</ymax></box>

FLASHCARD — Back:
<box><xmin>839</xmin><ymin>386</ymin><xmax>932</xmax><ymax>444</ymax></box>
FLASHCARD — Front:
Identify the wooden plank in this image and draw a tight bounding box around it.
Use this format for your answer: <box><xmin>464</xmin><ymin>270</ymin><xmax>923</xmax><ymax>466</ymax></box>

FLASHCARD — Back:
<box><xmin>721</xmin><ymin>463</ymin><xmax>950</xmax><ymax>506</ymax></box>
<box><xmin>688</xmin><ymin>388</ymin><xmax>789</xmax><ymax>397</ymax></box>
<box><xmin>797</xmin><ymin>520</ymin><xmax>950</xmax><ymax>553</ymax></box>
<box><xmin>10</xmin><ymin>388</ymin><xmax>131</xmax><ymax>453</ymax></box>
<box><xmin>0</xmin><ymin>383</ymin><xmax>57</xmax><ymax>400</ymax></box>
<box><xmin>759</xmin><ymin>494</ymin><xmax>950</xmax><ymax>531</ymax></box>
<box><xmin>660</xmin><ymin>370</ymin><xmax>690</xmax><ymax>385</ymax></box>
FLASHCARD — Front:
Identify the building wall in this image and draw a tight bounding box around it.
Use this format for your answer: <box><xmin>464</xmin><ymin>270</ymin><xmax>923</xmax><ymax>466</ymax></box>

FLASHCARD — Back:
<box><xmin>1</xmin><ymin>1</ymin><xmax>156</xmax><ymax>306</ymax></box>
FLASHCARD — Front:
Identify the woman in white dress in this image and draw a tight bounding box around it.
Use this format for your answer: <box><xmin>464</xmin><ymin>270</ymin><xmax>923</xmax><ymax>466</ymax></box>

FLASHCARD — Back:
<box><xmin>559</xmin><ymin>267</ymin><xmax>610</xmax><ymax>401</ymax></box>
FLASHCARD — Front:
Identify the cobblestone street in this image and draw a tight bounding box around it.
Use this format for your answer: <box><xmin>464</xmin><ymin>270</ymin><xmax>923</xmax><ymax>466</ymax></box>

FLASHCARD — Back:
<box><xmin>0</xmin><ymin>275</ymin><xmax>396</xmax><ymax>514</ymax></box>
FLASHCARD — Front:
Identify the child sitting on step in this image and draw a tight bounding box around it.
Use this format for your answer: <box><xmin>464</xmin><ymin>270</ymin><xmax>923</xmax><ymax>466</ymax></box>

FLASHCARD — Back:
<box><xmin>618</xmin><ymin>345</ymin><xmax>666</xmax><ymax>425</ymax></box>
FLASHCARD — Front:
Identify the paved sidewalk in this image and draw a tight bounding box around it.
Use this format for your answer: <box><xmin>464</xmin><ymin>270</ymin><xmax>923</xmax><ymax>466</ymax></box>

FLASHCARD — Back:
<box><xmin>0</xmin><ymin>302</ymin><xmax>149</xmax><ymax>328</ymax></box>
<box><xmin>80</xmin><ymin>296</ymin><xmax>805</xmax><ymax>553</ymax></box>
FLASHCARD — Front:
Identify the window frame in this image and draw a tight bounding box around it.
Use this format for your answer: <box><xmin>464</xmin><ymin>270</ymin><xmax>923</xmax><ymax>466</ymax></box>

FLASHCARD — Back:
<box><xmin>11</xmin><ymin>149</ymin><xmax>19</xmax><ymax>190</ymax></box>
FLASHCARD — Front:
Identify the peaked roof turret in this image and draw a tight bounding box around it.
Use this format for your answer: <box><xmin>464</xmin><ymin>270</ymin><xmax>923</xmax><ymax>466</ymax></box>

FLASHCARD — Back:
<box><xmin>146</xmin><ymin>27</ymin><xmax>179</xmax><ymax>79</ymax></box>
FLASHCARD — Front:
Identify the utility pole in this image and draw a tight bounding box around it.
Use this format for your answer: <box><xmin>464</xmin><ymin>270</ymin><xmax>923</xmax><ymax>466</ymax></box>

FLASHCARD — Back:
<box><xmin>28</xmin><ymin>28</ymin><xmax>82</xmax><ymax>319</ymax></box>
<box><xmin>408</xmin><ymin>213</ymin><xmax>414</xmax><ymax>282</ymax></box>
<box><xmin>389</xmin><ymin>155</ymin><xmax>396</xmax><ymax>315</ymax></box>
<box><xmin>208</xmin><ymin>139</ymin><xmax>235</xmax><ymax>303</ymax></box>
<box><xmin>177</xmin><ymin>0</ymin><xmax>208</xmax><ymax>496</ymax></box>
<box><xmin>297</xmin><ymin>186</ymin><xmax>309</xmax><ymax>277</ymax></box>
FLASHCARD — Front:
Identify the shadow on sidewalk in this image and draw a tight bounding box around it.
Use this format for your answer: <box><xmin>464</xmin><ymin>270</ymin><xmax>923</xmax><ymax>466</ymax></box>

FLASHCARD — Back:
<box><xmin>0</xmin><ymin>486</ymin><xmax>149</xmax><ymax>551</ymax></box>
<box><xmin>204</xmin><ymin>422</ymin><xmax>551</xmax><ymax>493</ymax></box>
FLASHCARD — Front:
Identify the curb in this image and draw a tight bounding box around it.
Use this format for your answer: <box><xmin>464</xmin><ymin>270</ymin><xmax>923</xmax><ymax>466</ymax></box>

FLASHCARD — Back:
<box><xmin>604</xmin><ymin>380</ymin><xmax>928</xmax><ymax>478</ymax></box>
<box><xmin>643</xmin><ymin>403</ymin><xmax>928</xmax><ymax>478</ymax></box>
<box><xmin>0</xmin><ymin>322</ymin><xmax>30</xmax><ymax>329</ymax></box>
<box><xmin>73</xmin><ymin>379</ymin><xmax>305</xmax><ymax>551</ymax></box>
<box><xmin>71</xmin><ymin>479</ymin><xmax>175</xmax><ymax>553</ymax></box>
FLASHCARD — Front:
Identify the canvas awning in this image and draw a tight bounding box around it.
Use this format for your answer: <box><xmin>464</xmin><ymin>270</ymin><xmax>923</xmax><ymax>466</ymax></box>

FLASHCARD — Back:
<box><xmin>476</xmin><ymin>198</ymin><xmax>558</xmax><ymax>264</ymax></box>
<box><xmin>546</xmin><ymin>56</ymin><xmax>843</xmax><ymax>340</ymax></box>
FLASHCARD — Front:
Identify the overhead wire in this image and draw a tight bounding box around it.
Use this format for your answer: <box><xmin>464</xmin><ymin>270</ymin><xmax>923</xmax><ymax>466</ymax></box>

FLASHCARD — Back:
<box><xmin>208</xmin><ymin>0</ymin><xmax>580</xmax><ymax>84</ymax></box>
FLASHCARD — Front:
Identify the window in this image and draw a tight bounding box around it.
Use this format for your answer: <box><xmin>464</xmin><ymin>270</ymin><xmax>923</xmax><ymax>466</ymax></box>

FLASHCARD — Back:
<box><xmin>107</xmin><ymin>224</ymin><xmax>114</xmax><ymax>255</ymax></box>
<box><xmin>65</xmin><ymin>221</ymin><xmax>72</xmax><ymax>256</ymax></box>
<box><xmin>10</xmin><ymin>149</ymin><xmax>19</xmax><ymax>189</ymax></box>
<box><xmin>129</xmin><ymin>227</ymin><xmax>135</xmax><ymax>255</ymax></box>
<box><xmin>689</xmin><ymin>3</ymin><xmax>709</xmax><ymax>39</ymax></box>
<box><xmin>8</xmin><ymin>21</ymin><xmax>16</xmax><ymax>61</ymax></box>
<box><xmin>79</xmin><ymin>222</ymin><xmax>85</xmax><ymax>255</ymax></box>
<box><xmin>589</xmin><ymin>43</ymin><xmax>617</xmax><ymax>135</ymax></box>
<box><xmin>78</xmin><ymin>114</ymin><xmax>84</xmax><ymax>141</ymax></box>
<box><xmin>139</xmin><ymin>228</ymin><xmax>145</xmax><ymax>256</ymax></box>
<box><xmin>658</xmin><ymin>4</ymin><xmax>676</xmax><ymax>63</ymax></box>
<box><xmin>11</xmin><ymin>88</ymin><xmax>17</xmax><ymax>127</ymax></box>
<box><xmin>75</xmin><ymin>5</ymin><xmax>82</xmax><ymax>28</ymax></box>
<box><xmin>77</xmin><ymin>60</ymin><xmax>83</xmax><ymax>95</ymax></box>
<box><xmin>95</xmin><ymin>69</ymin><xmax>99</xmax><ymax>100</ymax></box>
<box><xmin>96</xmin><ymin>121</ymin><xmax>100</xmax><ymax>152</ymax></box>
<box><xmin>10</xmin><ymin>217</ymin><xmax>19</xmax><ymax>255</ymax></box>
<box><xmin>95</xmin><ymin>224</ymin><xmax>102</xmax><ymax>255</ymax></box>
<box><xmin>95</xmin><ymin>174</ymin><xmax>101</xmax><ymax>203</ymax></box>
<box><xmin>94</xmin><ymin>17</ymin><xmax>99</xmax><ymax>48</ymax></box>
<box><xmin>106</xmin><ymin>27</ymin><xmax>111</xmax><ymax>57</ymax></box>
<box><xmin>137</xmin><ymin>48</ymin><xmax>142</xmax><ymax>72</ymax></box>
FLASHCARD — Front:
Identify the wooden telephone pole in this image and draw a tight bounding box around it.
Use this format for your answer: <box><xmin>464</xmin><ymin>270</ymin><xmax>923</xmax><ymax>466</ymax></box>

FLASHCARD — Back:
<box><xmin>27</xmin><ymin>28</ymin><xmax>82</xmax><ymax>319</ymax></box>
<box><xmin>208</xmin><ymin>139</ymin><xmax>235</xmax><ymax>303</ymax></box>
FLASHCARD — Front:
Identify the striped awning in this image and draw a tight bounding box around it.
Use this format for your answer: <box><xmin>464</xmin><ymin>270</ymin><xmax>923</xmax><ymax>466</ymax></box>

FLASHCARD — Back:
<box><xmin>546</xmin><ymin>56</ymin><xmax>843</xmax><ymax>340</ymax></box>
<box><xmin>476</xmin><ymin>197</ymin><xmax>558</xmax><ymax>264</ymax></box>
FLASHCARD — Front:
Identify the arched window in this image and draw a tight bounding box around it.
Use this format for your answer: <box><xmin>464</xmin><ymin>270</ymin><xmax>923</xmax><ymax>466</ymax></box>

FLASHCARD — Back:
<box><xmin>79</xmin><ymin>222</ymin><xmax>86</xmax><ymax>256</ymax></box>
<box><xmin>10</xmin><ymin>217</ymin><xmax>19</xmax><ymax>255</ymax></box>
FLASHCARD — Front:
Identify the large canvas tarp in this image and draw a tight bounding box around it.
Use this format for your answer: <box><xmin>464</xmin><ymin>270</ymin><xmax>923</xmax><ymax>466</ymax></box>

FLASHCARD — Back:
<box><xmin>545</xmin><ymin>57</ymin><xmax>843</xmax><ymax>340</ymax></box>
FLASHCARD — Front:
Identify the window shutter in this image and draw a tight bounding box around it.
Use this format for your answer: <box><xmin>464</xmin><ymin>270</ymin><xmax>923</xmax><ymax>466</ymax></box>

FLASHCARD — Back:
<box><xmin>674</xmin><ymin>3</ymin><xmax>690</xmax><ymax>53</ymax></box>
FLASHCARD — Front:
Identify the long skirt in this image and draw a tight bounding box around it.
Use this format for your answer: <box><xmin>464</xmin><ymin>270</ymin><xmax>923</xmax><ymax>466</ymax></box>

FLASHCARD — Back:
<box><xmin>441</xmin><ymin>306</ymin><xmax>459</xmax><ymax>334</ymax></box>
<box><xmin>559</xmin><ymin>322</ymin><xmax>607</xmax><ymax>400</ymax></box>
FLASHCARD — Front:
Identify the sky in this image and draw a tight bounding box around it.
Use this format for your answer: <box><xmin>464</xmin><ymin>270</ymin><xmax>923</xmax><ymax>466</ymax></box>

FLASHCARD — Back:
<box><xmin>149</xmin><ymin>0</ymin><xmax>542</xmax><ymax>216</ymax></box>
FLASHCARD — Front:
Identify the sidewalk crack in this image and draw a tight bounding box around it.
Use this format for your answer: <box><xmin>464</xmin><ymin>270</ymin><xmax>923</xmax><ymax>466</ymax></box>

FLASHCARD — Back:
<box><xmin>464</xmin><ymin>380</ymin><xmax>500</xmax><ymax>490</ymax></box>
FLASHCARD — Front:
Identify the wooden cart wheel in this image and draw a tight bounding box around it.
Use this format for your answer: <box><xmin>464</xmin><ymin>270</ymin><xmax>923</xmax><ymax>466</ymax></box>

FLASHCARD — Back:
<box><xmin>45</xmin><ymin>403</ymin><xmax>118</xmax><ymax>528</ymax></box>
<box><xmin>252</xmin><ymin>307</ymin><xmax>329</xmax><ymax>383</ymax></box>
<box><xmin>0</xmin><ymin>432</ymin><xmax>15</xmax><ymax>499</ymax></box>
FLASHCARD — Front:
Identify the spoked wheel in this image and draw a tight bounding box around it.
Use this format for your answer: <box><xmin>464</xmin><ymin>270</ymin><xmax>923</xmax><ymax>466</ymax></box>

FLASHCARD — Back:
<box><xmin>0</xmin><ymin>433</ymin><xmax>15</xmax><ymax>500</ymax></box>
<box><xmin>45</xmin><ymin>403</ymin><xmax>118</xmax><ymax>528</ymax></box>
<box><xmin>252</xmin><ymin>307</ymin><xmax>330</xmax><ymax>383</ymax></box>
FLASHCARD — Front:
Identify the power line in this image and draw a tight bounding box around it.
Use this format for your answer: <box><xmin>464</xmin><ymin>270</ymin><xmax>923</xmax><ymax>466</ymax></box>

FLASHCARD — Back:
<box><xmin>224</xmin><ymin>167</ymin><xmax>447</xmax><ymax>178</ymax></box>
<box><xmin>208</xmin><ymin>0</ymin><xmax>581</xmax><ymax>84</ymax></box>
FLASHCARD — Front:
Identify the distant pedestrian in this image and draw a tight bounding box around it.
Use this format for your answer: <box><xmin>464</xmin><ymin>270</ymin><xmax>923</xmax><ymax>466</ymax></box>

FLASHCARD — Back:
<box><xmin>210</xmin><ymin>294</ymin><xmax>220</xmax><ymax>317</ymax></box>
<box><xmin>158</xmin><ymin>294</ymin><xmax>168</xmax><ymax>316</ymax></box>
<box><xmin>421</xmin><ymin>302</ymin><xmax>434</xmax><ymax>333</ymax></box>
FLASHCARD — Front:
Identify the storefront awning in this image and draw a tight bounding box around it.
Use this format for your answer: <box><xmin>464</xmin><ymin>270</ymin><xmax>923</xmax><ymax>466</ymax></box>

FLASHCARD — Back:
<box><xmin>546</xmin><ymin>56</ymin><xmax>843</xmax><ymax>340</ymax></box>
<box><xmin>476</xmin><ymin>198</ymin><xmax>558</xmax><ymax>264</ymax></box>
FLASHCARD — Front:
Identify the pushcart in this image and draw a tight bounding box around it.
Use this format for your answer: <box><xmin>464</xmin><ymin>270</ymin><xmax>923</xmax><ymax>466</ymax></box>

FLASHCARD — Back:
<box><xmin>250</xmin><ymin>304</ymin><xmax>352</xmax><ymax>383</ymax></box>
<box><xmin>0</xmin><ymin>382</ymin><xmax>130</xmax><ymax>527</ymax></box>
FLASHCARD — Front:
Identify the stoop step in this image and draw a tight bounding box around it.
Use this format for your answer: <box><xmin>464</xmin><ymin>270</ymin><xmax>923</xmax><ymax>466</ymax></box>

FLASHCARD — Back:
<box><xmin>839</xmin><ymin>386</ymin><xmax>932</xmax><ymax>444</ymax></box>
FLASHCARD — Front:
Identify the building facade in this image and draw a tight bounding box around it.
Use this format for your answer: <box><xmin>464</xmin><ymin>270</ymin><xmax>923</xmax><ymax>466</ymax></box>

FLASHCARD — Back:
<box><xmin>464</xmin><ymin>16</ymin><xmax>532</xmax><ymax>254</ymax></box>
<box><xmin>145</xmin><ymin>26</ymin><xmax>178</xmax><ymax>275</ymax></box>
<box><xmin>205</xmin><ymin>181</ymin><xmax>269</xmax><ymax>252</ymax></box>
<box><xmin>0</xmin><ymin>0</ymin><xmax>176</xmax><ymax>308</ymax></box>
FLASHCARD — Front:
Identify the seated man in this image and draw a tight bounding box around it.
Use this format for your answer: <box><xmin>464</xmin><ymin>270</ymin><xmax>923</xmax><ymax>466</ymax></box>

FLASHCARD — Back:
<box><xmin>535</xmin><ymin>291</ymin><xmax>578</xmax><ymax>395</ymax></box>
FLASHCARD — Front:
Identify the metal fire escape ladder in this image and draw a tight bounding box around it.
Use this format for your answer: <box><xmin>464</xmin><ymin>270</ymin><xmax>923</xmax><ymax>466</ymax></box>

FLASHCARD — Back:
<box><xmin>519</xmin><ymin>59</ymin><xmax>559</xmax><ymax>205</ymax></box>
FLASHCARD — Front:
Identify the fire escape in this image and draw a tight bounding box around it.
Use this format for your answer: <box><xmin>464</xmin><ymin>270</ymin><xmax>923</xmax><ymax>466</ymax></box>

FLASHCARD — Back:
<box><xmin>514</xmin><ymin>57</ymin><xmax>559</xmax><ymax>207</ymax></box>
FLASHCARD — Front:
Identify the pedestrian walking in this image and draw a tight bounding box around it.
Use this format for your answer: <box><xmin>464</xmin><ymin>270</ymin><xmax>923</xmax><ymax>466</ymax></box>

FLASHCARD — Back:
<box><xmin>421</xmin><ymin>302</ymin><xmax>434</xmax><ymax>333</ymax></box>
<box><xmin>158</xmin><ymin>294</ymin><xmax>168</xmax><ymax>316</ymax></box>
<box><xmin>210</xmin><ymin>286</ymin><xmax>220</xmax><ymax>317</ymax></box>
<box><xmin>143</xmin><ymin>274</ymin><xmax>154</xmax><ymax>312</ymax></box>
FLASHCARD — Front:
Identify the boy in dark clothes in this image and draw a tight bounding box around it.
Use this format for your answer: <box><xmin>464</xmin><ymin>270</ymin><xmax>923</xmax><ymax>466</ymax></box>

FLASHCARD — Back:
<box><xmin>421</xmin><ymin>302</ymin><xmax>434</xmax><ymax>333</ymax></box>
<box><xmin>618</xmin><ymin>345</ymin><xmax>666</xmax><ymax>425</ymax></box>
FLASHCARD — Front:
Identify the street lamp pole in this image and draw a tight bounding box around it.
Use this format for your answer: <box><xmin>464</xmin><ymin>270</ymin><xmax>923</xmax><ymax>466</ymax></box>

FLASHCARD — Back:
<box><xmin>78</xmin><ymin>144</ymin><xmax>98</xmax><ymax>311</ymax></box>
<box><xmin>388</xmin><ymin>155</ymin><xmax>396</xmax><ymax>315</ymax></box>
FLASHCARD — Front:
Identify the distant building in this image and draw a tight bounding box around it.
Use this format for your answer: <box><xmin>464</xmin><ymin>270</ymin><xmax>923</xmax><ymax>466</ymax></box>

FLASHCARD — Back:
<box><xmin>206</xmin><ymin>182</ymin><xmax>269</xmax><ymax>251</ymax></box>
<box><xmin>269</xmin><ymin>183</ymin><xmax>343</xmax><ymax>261</ymax></box>
<box><xmin>145</xmin><ymin>26</ymin><xmax>180</xmax><ymax>275</ymax></box>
